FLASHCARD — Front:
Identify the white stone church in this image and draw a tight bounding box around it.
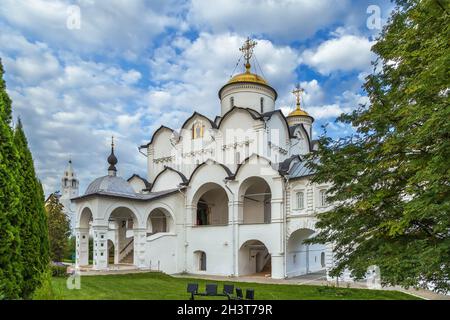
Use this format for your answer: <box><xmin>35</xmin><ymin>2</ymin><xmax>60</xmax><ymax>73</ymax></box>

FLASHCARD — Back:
<box><xmin>72</xmin><ymin>39</ymin><xmax>333</xmax><ymax>280</ymax></box>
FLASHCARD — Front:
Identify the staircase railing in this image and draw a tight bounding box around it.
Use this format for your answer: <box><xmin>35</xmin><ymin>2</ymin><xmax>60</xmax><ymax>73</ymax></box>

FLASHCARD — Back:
<box><xmin>120</xmin><ymin>238</ymin><xmax>134</xmax><ymax>254</ymax></box>
<box><xmin>119</xmin><ymin>238</ymin><xmax>134</xmax><ymax>261</ymax></box>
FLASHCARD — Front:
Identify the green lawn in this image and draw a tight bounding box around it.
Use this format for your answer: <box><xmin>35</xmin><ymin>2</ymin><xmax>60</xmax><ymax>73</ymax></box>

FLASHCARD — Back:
<box><xmin>47</xmin><ymin>272</ymin><xmax>419</xmax><ymax>300</ymax></box>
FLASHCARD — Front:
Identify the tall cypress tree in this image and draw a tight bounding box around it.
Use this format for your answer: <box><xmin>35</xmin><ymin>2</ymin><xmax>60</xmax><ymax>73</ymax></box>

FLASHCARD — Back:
<box><xmin>0</xmin><ymin>60</ymin><xmax>23</xmax><ymax>299</ymax></box>
<box><xmin>306</xmin><ymin>0</ymin><xmax>449</xmax><ymax>292</ymax></box>
<box><xmin>46</xmin><ymin>193</ymin><xmax>70</xmax><ymax>262</ymax></box>
<box><xmin>14</xmin><ymin>119</ymin><xmax>49</xmax><ymax>299</ymax></box>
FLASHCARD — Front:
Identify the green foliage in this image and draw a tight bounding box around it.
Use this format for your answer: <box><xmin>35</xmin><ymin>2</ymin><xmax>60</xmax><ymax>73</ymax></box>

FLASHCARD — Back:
<box><xmin>0</xmin><ymin>59</ymin><xmax>23</xmax><ymax>299</ymax></box>
<box><xmin>0</xmin><ymin>59</ymin><xmax>50</xmax><ymax>299</ymax></box>
<box><xmin>65</xmin><ymin>236</ymin><xmax>76</xmax><ymax>261</ymax></box>
<box><xmin>50</xmin><ymin>264</ymin><xmax>68</xmax><ymax>277</ymax></box>
<box><xmin>32</xmin><ymin>270</ymin><xmax>61</xmax><ymax>300</ymax></box>
<box><xmin>46</xmin><ymin>194</ymin><xmax>71</xmax><ymax>262</ymax></box>
<box><xmin>14</xmin><ymin>119</ymin><xmax>50</xmax><ymax>299</ymax></box>
<box><xmin>306</xmin><ymin>0</ymin><xmax>450</xmax><ymax>293</ymax></box>
<box><xmin>48</xmin><ymin>272</ymin><xmax>418</xmax><ymax>300</ymax></box>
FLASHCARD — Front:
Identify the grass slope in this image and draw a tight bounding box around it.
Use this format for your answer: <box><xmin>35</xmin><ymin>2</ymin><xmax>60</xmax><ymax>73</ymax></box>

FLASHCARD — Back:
<box><xmin>48</xmin><ymin>272</ymin><xmax>418</xmax><ymax>300</ymax></box>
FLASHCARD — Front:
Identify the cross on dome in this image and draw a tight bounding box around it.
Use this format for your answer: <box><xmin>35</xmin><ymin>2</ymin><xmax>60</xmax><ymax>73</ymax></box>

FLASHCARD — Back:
<box><xmin>239</xmin><ymin>37</ymin><xmax>257</xmax><ymax>73</ymax></box>
<box><xmin>292</xmin><ymin>83</ymin><xmax>304</xmax><ymax>109</ymax></box>
<box><xmin>287</xmin><ymin>83</ymin><xmax>311</xmax><ymax>119</ymax></box>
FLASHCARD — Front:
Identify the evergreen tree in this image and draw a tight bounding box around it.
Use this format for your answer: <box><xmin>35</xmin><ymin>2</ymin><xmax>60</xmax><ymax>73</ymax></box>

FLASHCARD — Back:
<box><xmin>14</xmin><ymin>119</ymin><xmax>49</xmax><ymax>299</ymax></box>
<box><xmin>0</xmin><ymin>59</ymin><xmax>23</xmax><ymax>299</ymax></box>
<box><xmin>307</xmin><ymin>0</ymin><xmax>449</xmax><ymax>292</ymax></box>
<box><xmin>46</xmin><ymin>193</ymin><xmax>71</xmax><ymax>262</ymax></box>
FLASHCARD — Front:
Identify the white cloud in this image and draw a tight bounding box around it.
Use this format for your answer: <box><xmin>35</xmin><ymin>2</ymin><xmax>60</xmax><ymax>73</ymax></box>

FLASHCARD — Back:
<box><xmin>0</xmin><ymin>1</ymin><xmax>379</xmax><ymax>196</ymax></box>
<box><xmin>121</xmin><ymin>70</ymin><xmax>142</xmax><ymax>85</ymax></box>
<box><xmin>1</xmin><ymin>30</ymin><xmax>149</xmax><ymax>194</ymax></box>
<box><xmin>308</xmin><ymin>104</ymin><xmax>347</xmax><ymax>119</ymax></box>
<box><xmin>145</xmin><ymin>33</ymin><xmax>300</xmax><ymax>124</ymax></box>
<box><xmin>301</xmin><ymin>34</ymin><xmax>375</xmax><ymax>74</ymax></box>
<box><xmin>0</xmin><ymin>0</ymin><xmax>182</xmax><ymax>54</ymax></box>
<box><xmin>188</xmin><ymin>0</ymin><xmax>350</xmax><ymax>42</ymax></box>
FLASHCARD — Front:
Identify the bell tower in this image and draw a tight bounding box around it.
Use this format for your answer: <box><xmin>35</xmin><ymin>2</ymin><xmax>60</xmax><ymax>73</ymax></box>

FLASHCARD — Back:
<box><xmin>61</xmin><ymin>159</ymin><xmax>79</xmax><ymax>198</ymax></box>
<box><xmin>60</xmin><ymin>159</ymin><xmax>79</xmax><ymax>232</ymax></box>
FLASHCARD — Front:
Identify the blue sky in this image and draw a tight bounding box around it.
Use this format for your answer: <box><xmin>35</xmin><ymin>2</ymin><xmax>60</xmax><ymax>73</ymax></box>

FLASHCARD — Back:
<box><xmin>0</xmin><ymin>0</ymin><xmax>394</xmax><ymax>194</ymax></box>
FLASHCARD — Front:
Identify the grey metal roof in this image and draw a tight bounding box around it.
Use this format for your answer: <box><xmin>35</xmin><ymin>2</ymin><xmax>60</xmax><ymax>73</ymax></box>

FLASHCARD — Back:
<box><xmin>287</xmin><ymin>159</ymin><xmax>317</xmax><ymax>179</ymax></box>
<box><xmin>72</xmin><ymin>185</ymin><xmax>180</xmax><ymax>202</ymax></box>
<box><xmin>84</xmin><ymin>175</ymin><xmax>136</xmax><ymax>197</ymax></box>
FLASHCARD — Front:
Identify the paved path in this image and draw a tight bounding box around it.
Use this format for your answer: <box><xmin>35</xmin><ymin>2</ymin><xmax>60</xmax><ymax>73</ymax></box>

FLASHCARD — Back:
<box><xmin>172</xmin><ymin>272</ymin><xmax>450</xmax><ymax>300</ymax></box>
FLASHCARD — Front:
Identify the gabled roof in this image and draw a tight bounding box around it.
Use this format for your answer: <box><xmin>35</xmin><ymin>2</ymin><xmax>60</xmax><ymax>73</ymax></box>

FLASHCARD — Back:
<box><xmin>278</xmin><ymin>155</ymin><xmax>301</xmax><ymax>175</ymax></box>
<box><xmin>218</xmin><ymin>106</ymin><xmax>262</xmax><ymax>127</ymax></box>
<box><xmin>289</xmin><ymin>123</ymin><xmax>313</xmax><ymax>152</ymax></box>
<box><xmin>232</xmin><ymin>154</ymin><xmax>273</xmax><ymax>179</ymax></box>
<box><xmin>127</xmin><ymin>173</ymin><xmax>152</xmax><ymax>189</ymax></box>
<box><xmin>149</xmin><ymin>166</ymin><xmax>188</xmax><ymax>191</ymax></box>
<box><xmin>260</xmin><ymin>109</ymin><xmax>294</xmax><ymax>138</ymax></box>
<box><xmin>185</xmin><ymin>159</ymin><xmax>234</xmax><ymax>185</ymax></box>
<box><xmin>180</xmin><ymin>111</ymin><xmax>217</xmax><ymax>130</ymax></box>
<box><xmin>140</xmin><ymin>125</ymin><xmax>174</xmax><ymax>148</ymax></box>
<box><xmin>71</xmin><ymin>188</ymin><xmax>181</xmax><ymax>202</ymax></box>
<box><xmin>286</xmin><ymin>158</ymin><xmax>318</xmax><ymax>180</ymax></box>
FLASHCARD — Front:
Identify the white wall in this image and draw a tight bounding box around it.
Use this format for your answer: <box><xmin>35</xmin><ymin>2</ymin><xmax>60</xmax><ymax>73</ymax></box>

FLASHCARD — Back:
<box><xmin>220</xmin><ymin>83</ymin><xmax>276</xmax><ymax>115</ymax></box>
<box><xmin>187</xmin><ymin>225</ymin><xmax>234</xmax><ymax>276</ymax></box>
<box><xmin>151</xmin><ymin>169</ymin><xmax>183</xmax><ymax>192</ymax></box>
<box><xmin>128</xmin><ymin>176</ymin><xmax>147</xmax><ymax>193</ymax></box>
<box><xmin>145</xmin><ymin>233</ymin><xmax>177</xmax><ymax>274</ymax></box>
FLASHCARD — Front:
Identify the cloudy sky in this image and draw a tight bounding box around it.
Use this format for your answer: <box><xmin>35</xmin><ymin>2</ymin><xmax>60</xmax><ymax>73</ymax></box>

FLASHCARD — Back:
<box><xmin>0</xmin><ymin>0</ymin><xmax>394</xmax><ymax>195</ymax></box>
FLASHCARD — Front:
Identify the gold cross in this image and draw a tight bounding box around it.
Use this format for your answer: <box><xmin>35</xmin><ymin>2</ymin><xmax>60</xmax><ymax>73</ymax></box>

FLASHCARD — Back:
<box><xmin>239</xmin><ymin>37</ymin><xmax>257</xmax><ymax>67</ymax></box>
<box><xmin>292</xmin><ymin>84</ymin><xmax>304</xmax><ymax>108</ymax></box>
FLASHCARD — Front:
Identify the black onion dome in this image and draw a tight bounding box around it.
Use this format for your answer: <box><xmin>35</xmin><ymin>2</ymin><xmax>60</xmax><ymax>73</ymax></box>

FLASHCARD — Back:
<box><xmin>108</xmin><ymin>138</ymin><xmax>118</xmax><ymax>171</ymax></box>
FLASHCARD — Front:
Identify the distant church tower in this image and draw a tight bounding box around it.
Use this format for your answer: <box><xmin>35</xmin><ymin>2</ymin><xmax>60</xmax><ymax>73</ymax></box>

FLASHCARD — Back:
<box><xmin>59</xmin><ymin>160</ymin><xmax>79</xmax><ymax>232</ymax></box>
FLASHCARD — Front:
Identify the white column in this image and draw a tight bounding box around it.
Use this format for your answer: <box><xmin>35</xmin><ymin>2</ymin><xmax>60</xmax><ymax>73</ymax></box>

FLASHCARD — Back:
<box><xmin>75</xmin><ymin>227</ymin><xmax>89</xmax><ymax>267</ymax></box>
<box><xmin>229</xmin><ymin>199</ymin><xmax>239</xmax><ymax>277</ymax></box>
<box><xmin>133</xmin><ymin>228</ymin><xmax>147</xmax><ymax>268</ymax></box>
<box><xmin>92</xmin><ymin>225</ymin><xmax>108</xmax><ymax>270</ymax></box>
<box><xmin>271</xmin><ymin>253</ymin><xmax>285</xmax><ymax>279</ymax></box>
<box><xmin>114</xmin><ymin>221</ymin><xmax>119</xmax><ymax>264</ymax></box>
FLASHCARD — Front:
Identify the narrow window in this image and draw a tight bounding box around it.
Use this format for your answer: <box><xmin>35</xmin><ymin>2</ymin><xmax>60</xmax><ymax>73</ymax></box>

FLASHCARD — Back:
<box><xmin>192</xmin><ymin>122</ymin><xmax>205</xmax><ymax>139</ymax></box>
<box><xmin>230</xmin><ymin>96</ymin><xmax>234</xmax><ymax>108</ymax></box>
<box><xmin>321</xmin><ymin>252</ymin><xmax>325</xmax><ymax>268</ymax></box>
<box><xmin>320</xmin><ymin>189</ymin><xmax>328</xmax><ymax>207</ymax></box>
<box><xmin>260</xmin><ymin>97</ymin><xmax>264</xmax><ymax>113</ymax></box>
<box><xmin>200</xmin><ymin>252</ymin><xmax>206</xmax><ymax>271</ymax></box>
<box><xmin>296</xmin><ymin>191</ymin><xmax>304</xmax><ymax>209</ymax></box>
<box><xmin>235</xmin><ymin>151</ymin><xmax>240</xmax><ymax>165</ymax></box>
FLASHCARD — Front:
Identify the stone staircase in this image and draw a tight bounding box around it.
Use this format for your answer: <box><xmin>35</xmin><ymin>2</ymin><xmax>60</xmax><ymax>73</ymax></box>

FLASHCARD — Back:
<box><xmin>261</xmin><ymin>255</ymin><xmax>271</xmax><ymax>276</ymax></box>
<box><xmin>119</xmin><ymin>238</ymin><xmax>134</xmax><ymax>264</ymax></box>
<box><xmin>120</xmin><ymin>250</ymin><xmax>133</xmax><ymax>264</ymax></box>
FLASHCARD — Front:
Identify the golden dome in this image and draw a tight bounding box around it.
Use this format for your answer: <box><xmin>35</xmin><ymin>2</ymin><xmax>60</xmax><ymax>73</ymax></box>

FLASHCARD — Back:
<box><xmin>227</xmin><ymin>71</ymin><xmax>268</xmax><ymax>85</ymax></box>
<box><xmin>287</xmin><ymin>106</ymin><xmax>310</xmax><ymax>117</ymax></box>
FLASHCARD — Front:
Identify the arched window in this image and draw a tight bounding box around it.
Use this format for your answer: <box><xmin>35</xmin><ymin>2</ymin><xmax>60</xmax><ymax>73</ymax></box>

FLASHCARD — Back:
<box><xmin>260</xmin><ymin>97</ymin><xmax>264</xmax><ymax>113</ymax></box>
<box><xmin>230</xmin><ymin>96</ymin><xmax>234</xmax><ymax>108</ymax></box>
<box><xmin>296</xmin><ymin>191</ymin><xmax>304</xmax><ymax>210</ymax></box>
<box><xmin>196</xmin><ymin>198</ymin><xmax>209</xmax><ymax>226</ymax></box>
<box><xmin>192</xmin><ymin>122</ymin><xmax>205</xmax><ymax>139</ymax></box>
<box><xmin>194</xmin><ymin>251</ymin><xmax>207</xmax><ymax>271</ymax></box>
<box><xmin>321</xmin><ymin>252</ymin><xmax>325</xmax><ymax>268</ymax></box>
